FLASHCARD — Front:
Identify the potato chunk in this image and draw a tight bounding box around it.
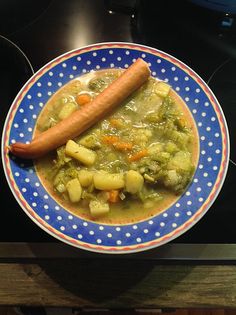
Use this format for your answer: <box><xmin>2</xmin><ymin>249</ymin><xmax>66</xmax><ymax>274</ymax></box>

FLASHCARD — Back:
<box><xmin>78</xmin><ymin>170</ymin><xmax>94</xmax><ymax>187</ymax></box>
<box><xmin>58</xmin><ymin>102</ymin><xmax>78</xmax><ymax>120</ymax></box>
<box><xmin>125</xmin><ymin>170</ymin><xmax>144</xmax><ymax>194</ymax></box>
<box><xmin>89</xmin><ymin>200</ymin><xmax>110</xmax><ymax>217</ymax></box>
<box><xmin>93</xmin><ymin>172</ymin><xmax>125</xmax><ymax>190</ymax></box>
<box><xmin>155</xmin><ymin>81</ymin><xmax>171</xmax><ymax>97</ymax></box>
<box><xmin>65</xmin><ymin>140</ymin><xmax>97</xmax><ymax>166</ymax></box>
<box><xmin>66</xmin><ymin>178</ymin><xmax>82</xmax><ymax>203</ymax></box>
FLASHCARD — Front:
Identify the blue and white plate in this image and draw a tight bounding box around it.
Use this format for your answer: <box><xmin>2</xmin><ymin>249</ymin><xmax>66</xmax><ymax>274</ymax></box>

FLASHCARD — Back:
<box><xmin>1</xmin><ymin>42</ymin><xmax>229</xmax><ymax>253</ymax></box>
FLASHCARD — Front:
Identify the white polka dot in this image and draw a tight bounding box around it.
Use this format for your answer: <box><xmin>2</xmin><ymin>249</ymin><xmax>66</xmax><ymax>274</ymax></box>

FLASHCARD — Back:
<box><xmin>199</xmin><ymin>197</ymin><xmax>204</xmax><ymax>202</ymax></box>
<box><xmin>11</xmin><ymin>139</ymin><xmax>16</xmax><ymax>144</ymax></box>
<box><xmin>72</xmin><ymin>225</ymin><xmax>77</xmax><ymax>229</ymax></box>
<box><xmin>175</xmin><ymin>87</ymin><xmax>180</xmax><ymax>91</ymax></box>
<box><xmin>208</xmin><ymin>142</ymin><xmax>213</xmax><ymax>147</ymax></box>
<box><xmin>19</xmin><ymin>108</ymin><xmax>24</xmax><ymax>113</ymax></box>
<box><xmin>136</xmin><ymin>237</ymin><xmax>142</xmax><ymax>243</ymax></box>
<box><xmin>22</xmin><ymin>188</ymin><xmax>27</xmax><ymax>193</ymax></box>
<box><xmin>110</xmin><ymin>63</ymin><xmax>114</xmax><ymax>68</ymax></box>
<box><xmin>144</xmin><ymin>229</ymin><xmax>149</xmax><ymax>234</ymax></box>
<box><xmin>174</xmin><ymin>76</ymin><xmax>178</xmax><ymax>81</ymax></box>
<box><xmin>39</xmin><ymin>102</ymin><xmax>44</xmax><ymax>107</ymax></box>
<box><xmin>62</xmin><ymin>63</ymin><xmax>67</xmax><ymax>68</ymax></box>
<box><xmin>187</xmin><ymin>201</ymin><xmax>192</xmax><ymax>205</ymax></box>
<box><xmin>117</xmin><ymin>240</ymin><xmax>122</xmax><ymax>245</ymax></box>
<box><xmin>148</xmin><ymin>62</ymin><xmax>152</xmax><ymax>67</ymax></box>
<box><xmin>199</xmin><ymin>164</ymin><xmax>203</xmax><ymax>169</ymax></box>
<box><xmin>171</xmin><ymin>66</ymin><xmax>176</xmax><ymax>71</ymax></box>
<box><xmin>19</xmin><ymin>133</ymin><xmax>24</xmax><ymax>138</ymax></box>
<box><xmin>69</xmin><ymin>74</ymin><xmax>74</xmax><ymax>79</ymax></box>
<box><xmin>86</xmin><ymin>61</ymin><xmax>91</xmax><ymax>66</ymax></box>
<box><xmin>201</xmin><ymin>112</ymin><xmax>206</xmax><ymax>116</ymax></box>
<box><xmin>132</xmin><ymin>58</ymin><xmax>136</xmax><ymax>62</ymax></box>
<box><xmin>194</xmin><ymin>178</ymin><xmax>198</xmax><ymax>183</ymax></box>
<box><xmin>27</xmin><ymin>95</ymin><xmax>32</xmax><ymax>99</ymax></box>
<box><xmin>37</xmin><ymin>93</ymin><xmax>42</xmax><ymax>97</ymax></box>
<box><xmin>116</xmin><ymin>227</ymin><xmax>121</xmax><ymax>232</ymax></box>
<box><xmin>152</xmin><ymin>71</ymin><xmax>156</xmax><ymax>76</ymax></box>
<box><xmin>141</xmin><ymin>53</ymin><xmax>146</xmax><ymax>58</ymax></box>
<box><xmin>207</xmin><ymin>157</ymin><xmax>212</xmax><ymax>162</ymax></box>
<box><xmin>211</xmin><ymin>117</ymin><xmax>216</xmax><ymax>121</ymax></box>
<box><xmin>192</xmin><ymin>109</ymin><xmax>197</xmax><ymax>114</ymax></box>
<box><xmin>185</xmin><ymin>87</ymin><xmax>190</xmax><ymax>91</ymax></box>
<box><xmin>205</xmin><ymin>102</ymin><xmax>209</xmax><ymax>107</ymax></box>
<box><xmin>175</xmin><ymin>212</ymin><xmax>180</xmax><ymax>217</ymax></box>
<box><xmin>92</xmin><ymin>52</ymin><xmax>97</xmax><ymax>56</ymax></box>
<box><xmin>185</xmin><ymin>76</ymin><xmax>189</xmax><ymax>81</ymax></box>
<box><xmin>77</xmin><ymin>56</ymin><xmax>81</xmax><ymax>61</ymax></box>
<box><xmin>14</xmin><ymin>123</ymin><xmax>19</xmax><ymax>128</ymax></box>
<box><xmin>196</xmin><ymin>88</ymin><xmax>200</xmax><ymax>93</ymax></box>
<box><xmin>215</xmin><ymin>133</ymin><xmax>219</xmax><ymax>137</ymax></box>
<box><xmin>198</xmin><ymin>122</ymin><xmax>202</xmax><ymax>127</ymax></box>
<box><xmin>109</xmin><ymin>50</ymin><xmax>113</xmax><ymax>54</ymax></box>
<box><xmin>25</xmin><ymin>178</ymin><xmax>30</xmax><ymax>183</ymax></box>
<box><xmin>60</xmin><ymin>226</ymin><xmax>65</xmax><ymax>231</ymax></box>
<box><xmin>68</xmin><ymin>215</ymin><xmax>73</xmax><ymax>219</ymax></box>
<box><xmin>96</xmin><ymin>239</ymin><xmax>102</xmax><ymax>244</ymax></box>
<box><xmin>78</xmin><ymin>234</ymin><xmax>83</xmax><ymax>239</ymax></box>
<box><xmin>59</xmin><ymin>73</ymin><xmax>64</xmax><ymax>77</ymax></box>
<box><xmin>206</xmin><ymin>127</ymin><xmax>211</xmax><ymax>131</ymax></box>
<box><xmin>176</xmin><ymin>203</ymin><xmax>180</xmax><ymax>208</ymax></box>
<box><xmin>107</xmin><ymin>233</ymin><xmax>112</xmax><ymax>238</ymax></box>
<box><xmin>201</xmin><ymin>150</ymin><xmax>206</xmax><ymax>155</ymax></box>
<box><xmin>49</xmin><ymin>71</ymin><xmax>53</xmax><ymax>76</ymax></box>
<box><xmin>45</xmin><ymin>215</ymin><xmax>50</xmax><ymax>220</ymax></box>
<box><xmin>23</xmin><ymin>119</ymin><xmax>28</xmax><ymax>124</ymax></box>
<box><xmin>47</xmin><ymin>91</ymin><xmax>52</xmax><ymax>96</ymax></box>
<box><xmin>160</xmin><ymin>222</ymin><xmax>165</xmax><ymax>227</ymax></box>
<box><xmin>126</xmin><ymin>233</ymin><xmax>131</xmax><ymax>237</ymax></box>
<box><xmin>32</xmin><ymin>202</ymin><xmax>37</xmax><ymax>207</ymax></box>
<box><xmin>55</xmin><ymin>206</ymin><xmax>60</xmax><ymax>211</ymax></box>
<box><xmin>82</xmin><ymin>69</ymin><xmax>87</xmax><ymax>73</ymax></box>
<box><xmin>148</xmin><ymin>220</ymin><xmax>153</xmax><ymax>225</ymax></box>
<box><xmin>216</xmin><ymin>149</ymin><xmax>220</xmax><ymax>154</ymax></box>
<box><xmin>101</xmin><ymin>57</ymin><xmax>106</xmax><ymax>62</ymax></box>
<box><xmin>196</xmin><ymin>187</ymin><xmax>202</xmax><ymax>192</ymax></box>
<box><xmin>99</xmin><ymin>226</ymin><xmax>104</xmax><ymax>231</ymax></box>
<box><xmin>207</xmin><ymin>182</ymin><xmax>212</xmax><ymax>187</ymax></box>
<box><xmin>89</xmin><ymin>230</ymin><xmax>94</xmax><ymax>235</ymax></box>
<box><xmin>186</xmin><ymin>191</ymin><xmax>191</xmax><ymax>196</ymax></box>
<box><xmin>187</xmin><ymin>211</ymin><xmax>192</xmax><ymax>216</ymax></box>
<box><xmin>201</xmin><ymin>136</ymin><xmax>205</xmax><ymax>141</ymax></box>
<box><xmin>37</xmin><ymin>82</ymin><xmax>41</xmax><ymax>87</ymax></box>
<box><xmin>96</xmin><ymin>65</ymin><xmax>100</xmax><ymax>69</ymax></box>
<box><xmin>133</xmin><ymin>225</ymin><xmax>138</xmax><ymax>229</ymax></box>
<box><xmin>117</xmin><ymin>56</ymin><xmax>121</xmax><ymax>61</ymax></box>
<box><xmin>157</xmin><ymin>59</ymin><xmax>161</xmax><ymax>63</ymax></box>
<box><xmin>35</xmin><ymin>182</ymin><xmax>40</xmax><ymax>187</ymax></box>
<box><xmin>163</xmin><ymin>213</ymin><xmax>168</xmax><ymax>217</ymax></box>
<box><xmin>172</xmin><ymin>223</ymin><xmax>177</xmax><ymax>228</ymax></box>
<box><xmin>32</xmin><ymin>114</ymin><xmax>37</xmax><ymax>119</ymax></box>
<box><xmin>58</xmin><ymin>82</ymin><xmax>62</xmax><ymax>87</ymax></box>
<box><xmin>185</xmin><ymin>97</ymin><xmax>189</xmax><ymax>102</ymax></box>
<box><xmin>195</xmin><ymin>99</ymin><xmax>199</xmax><ymax>104</ymax></box>
<box><xmin>14</xmin><ymin>172</ymin><xmax>20</xmax><ymax>177</ymax></box>
<box><xmin>164</xmin><ymin>78</ymin><xmax>169</xmax><ymax>82</ymax></box>
<box><xmin>155</xmin><ymin>232</ymin><xmax>160</xmax><ymax>237</ymax></box>
<box><xmin>124</xmin><ymin>64</ymin><xmax>129</xmax><ymax>68</ymax></box>
<box><xmin>213</xmin><ymin>166</ymin><xmax>218</xmax><ymax>170</ymax></box>
<box><xmin>44</xmin><ymin>205</ymin><xmax>49</xmax><ymax>210</ymax></box>
<box><xmin>83</xmin><ymin>222</ymin><xmax>88</xmax><ymax>227</ymax></box>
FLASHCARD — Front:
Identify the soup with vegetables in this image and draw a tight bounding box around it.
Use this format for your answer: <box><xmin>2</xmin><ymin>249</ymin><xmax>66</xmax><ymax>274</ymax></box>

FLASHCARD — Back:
<box><xmin>35</xmin><ymin>69</ymin><xmax>199</xmax><ymax>224</ymax></box>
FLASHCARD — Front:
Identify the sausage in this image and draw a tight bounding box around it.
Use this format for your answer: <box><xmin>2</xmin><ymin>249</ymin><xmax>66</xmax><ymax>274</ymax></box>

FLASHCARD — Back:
<box><xmin>9</xmin><ymin>58</ymin><xmax>150</xmax><ymax>159</ymax></box>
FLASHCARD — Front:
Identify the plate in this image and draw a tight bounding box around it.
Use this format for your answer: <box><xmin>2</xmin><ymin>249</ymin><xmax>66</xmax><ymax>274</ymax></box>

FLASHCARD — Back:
<box><xmin>1</xmin><ymin>42</ymin><xmax>229</xmax><ymax>253</ymax></box>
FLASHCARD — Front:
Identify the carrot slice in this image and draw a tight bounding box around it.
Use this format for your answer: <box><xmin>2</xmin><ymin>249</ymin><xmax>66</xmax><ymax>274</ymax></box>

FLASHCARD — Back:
<box><xmin>113</xmin><ymin>142</ymin><xmax>133</xmax><ymax>151</ymax></box>
<box><xmin>76</xmin><ymin>93</ymin><xmax>91</xmax><ymax>106</ymax></box>
<box><xmin>108</xmin><ymin>190</ymin><xmax>120</xmax><ymax>203</ymax></box>
<box><xmin>128</xmin><ymin>149</ymin><xmax>148</xmax><ymax>162</ymax></box>
<box><xmin>101</xmin><ymin>135</ymin><xmax>120</xmax><ymax>144</ymax></box>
